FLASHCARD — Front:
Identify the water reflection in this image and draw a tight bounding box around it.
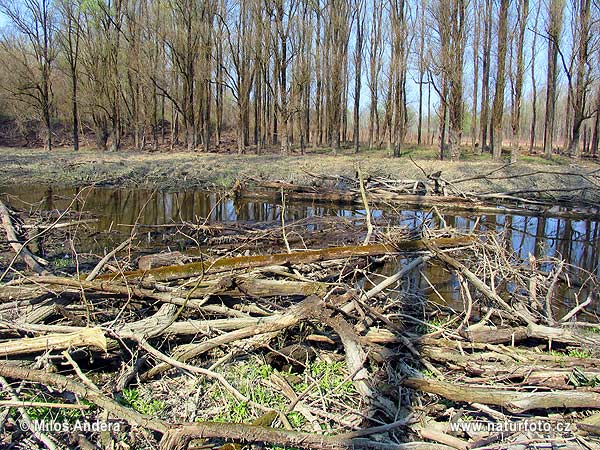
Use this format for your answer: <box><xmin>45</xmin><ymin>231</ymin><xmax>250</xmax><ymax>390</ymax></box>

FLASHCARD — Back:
<box><xmin>2</xmin><ymin>184</ymin><xmax>599</xmax><ymax>313</ymax></box>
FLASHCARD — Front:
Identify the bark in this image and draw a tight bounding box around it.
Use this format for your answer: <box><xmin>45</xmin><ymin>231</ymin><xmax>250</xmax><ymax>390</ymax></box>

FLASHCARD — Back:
<box><xmin>510</xmin><ymin>0</ymin><xmax>529</xmax><ymax>163</ymax></box>
<box><xmin>567</xmin><ymin>0</ymin><xmax>592</xmax><ymax>158</ymax></box>
<box><xmin>491</xmin><ymin>0</ymin><xmax>509</xmax><ymax>160</ymax></box>
<box><xmin>543</xmin><ymin>0</ymin><xmax>565</xmax><ymax>158</ymax></box>
<box><xmin>102</xmin><ymin>237</ymin><xmax>470</xmax><ymax>282</ymax></box>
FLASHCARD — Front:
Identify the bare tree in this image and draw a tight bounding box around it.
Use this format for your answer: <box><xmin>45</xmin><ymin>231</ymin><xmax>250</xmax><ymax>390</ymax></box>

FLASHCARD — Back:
<box><xmin>566</xmin><ymin>0</ymin><xmax>594</xmax><ymax>157</ymax></box>
<box><xmin>219</xmin><ymin>0</ymin><xmax>255</xmax><ymax>154</ymax></box>
<box><xmin>509</xmin><ymin>0</ymin><xmax>529</xmax><ymax>163</ymax></box>
<box><xmin>470</xmin><ymin>0</ymin><xmax>481</xmax><ymax>153</ymax></box>
<box><xmin>352</xmin><ymin>0</ymin><xmax>365</xmax><ymax>153</ymax></box>
<box><xmin>57</xmin><ymin>0</ymin><xmax>81</xmax><ymax>151</ymax></box>
<box><xmin>479</xmin><ymin>0</ymin><xmax>492</xmax><ymax>153</ymax></box>
<box><xmin>366</xmin><ymin>0</ymin><xmax>383</xmax><ymax>150</ymax></box>
<box><xmin>0</xmin><ymin>0</ymin><xmax>56</xmax><ymax>150</ymax></box>
<box><xmin>543</xmin><ymin>0</ymin><xmax>565</xmax><ymax>158</ymax></box>
<box><xmin>491</xmin><ymin>0</ymin><xmax>510</xmax><ymax>160</ymax></box>
<box><xmin>529</xmin><ymin>0</ymin><xmax>541</xmax><ymax>153</ymax></box>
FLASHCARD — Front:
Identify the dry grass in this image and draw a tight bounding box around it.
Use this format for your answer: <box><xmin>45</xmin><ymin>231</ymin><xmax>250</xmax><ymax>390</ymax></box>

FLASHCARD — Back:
<box><xmin>0</xmin><ymin>146</ymin><xmax>597</xmax><ymax>197</ymax></box>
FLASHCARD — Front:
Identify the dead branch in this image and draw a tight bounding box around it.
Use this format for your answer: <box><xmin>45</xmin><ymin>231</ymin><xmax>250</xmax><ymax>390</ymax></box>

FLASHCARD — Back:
<box><xmin>0</xmin><ymin>199</ymin><xmax>46</xmax><ymax>274</ymax></box>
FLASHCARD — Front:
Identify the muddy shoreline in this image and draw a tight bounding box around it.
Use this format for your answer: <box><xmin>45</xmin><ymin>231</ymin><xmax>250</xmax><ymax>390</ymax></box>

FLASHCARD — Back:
<box><xmin>2</xmin><ymin>147</ymin><xmax>599</xmax><ymax>205</ymax></box>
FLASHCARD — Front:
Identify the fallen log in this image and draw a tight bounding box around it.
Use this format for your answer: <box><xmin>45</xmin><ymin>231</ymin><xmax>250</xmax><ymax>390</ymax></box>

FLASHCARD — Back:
<box><xmin>580</xmin><ymin>412</ymin><xmax>600</xmax><ymax>435</ymax></box>
<box><xmin>403</xmin><ymin>377</ymin><xmax>600</xmax><ymax>413</ymax></box>
<box><xmin>98</xmin><ymin>237</ymin><xmax>471</xmax><ymax>283</ymax></box>
<box><xmin>0</xmin><ymin>327</ymin><xmax>107</xmax><ymax>357</ymax></box>
<box><xmin>14</xmin><ymin>274</ymin><xmax>328</xmax><ymax>307</ymax></box>
<box><xmin>138</xmin><ymin>251</ymin><xmax>190</xmax><ymax>270</ymax></box>
<box><xmin>461</xmin><ymin>324</ymin><xmax>598</xmax><ymax>347</ymax></box>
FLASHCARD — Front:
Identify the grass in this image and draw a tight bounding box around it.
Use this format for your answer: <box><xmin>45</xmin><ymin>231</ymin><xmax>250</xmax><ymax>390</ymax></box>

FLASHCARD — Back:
<box><xmin>2</xmin><ymin>145</ymin><xmax>596</xmax><ymax>196</ymax></box>
<box><xmin>567</xmin><ymin>348</ymin><xmax>592</xmax><ymax>359</ymax></box>
<box><xmin>120</xmin><ymin>388</ymin><xmax>165</xmax><ymax>416</ymax></box>
<box><xmin>211</xmin><ymin>359</ymin><xmax>286</xmax><ymax>424</ymax></box>
<box><xmin>18</xmin><ymin>391</ymin><xmax>92</xmax><ymax>423</ymax></box>
<box><xmin>199</xmin><ymin>355</ymin><xmax>357</xmax><ymax>431</ymax></box>
<box><xmin>52</xmin><ymin>256</ymin><xmax>74</xmax><ymax>269</ymax></box>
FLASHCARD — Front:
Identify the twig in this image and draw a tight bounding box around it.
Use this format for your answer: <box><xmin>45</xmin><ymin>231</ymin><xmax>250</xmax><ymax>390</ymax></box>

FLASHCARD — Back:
<box><xmin>357</xmin><ymin>165</ymin><xmax>373</xmax><ymax>245</ymax></box>
<box><xmin>560</xmin><ymin>294</ymin><xmax>593</xmax><ymax>323</ymax></box>
<box><xmin>0</xmin><ymin>376</ymin><xmax>59</xmax><ymax>450</ymax></box>
<box><xmin>0</xmin><ymin>400</ymin><xmax>90</xmax><ymax>410</ymax></box>
<box><xmin>0</xmin><ymin>199</ymin><xmax>46</xmax><ymax>274</ymax></box>
<box><xmin>280</xmin><ymin>187</ymin><xmax>292</xmax><ymax>254</ymax></box>
<box><xmin>86</xmin><ymin>236</ymin><xmax>134</xmax><ymax>281</ymax></box>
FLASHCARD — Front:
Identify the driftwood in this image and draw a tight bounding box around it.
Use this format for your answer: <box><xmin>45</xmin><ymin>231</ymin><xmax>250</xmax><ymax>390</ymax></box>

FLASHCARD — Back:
<box><xmin>15</xmin><ymin>274</ymin><xmax>328</xmax><ymax>307</ymax></box>
<box><xmin>425</xmin><ymin>239</ymin><xmax>536</xmax><ymax>325</ymax></box>
<box><xmin>2</xmin><ymin>183</ymin><xmax>599</xmax><ymax>449</ymax></box>
<box><xmin>462</xmin><ymin>323</ymin><xmax>598</xmax><ymax>346</ymax></box>
<box><xmin>142</xmin><ymin>295</ymin><xmax>324</xmax><ymax>380</ymax></box>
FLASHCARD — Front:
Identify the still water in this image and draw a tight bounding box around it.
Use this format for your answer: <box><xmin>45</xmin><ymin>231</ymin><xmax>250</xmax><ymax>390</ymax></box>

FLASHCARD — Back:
<box><xmin>2</xmin><ymin>184</ymin><xmax>599</xmax><ymax>315</ymax></box>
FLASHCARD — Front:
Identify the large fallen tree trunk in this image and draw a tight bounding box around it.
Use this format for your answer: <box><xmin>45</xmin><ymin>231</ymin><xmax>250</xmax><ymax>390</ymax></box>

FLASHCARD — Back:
<box><xmin>97</xmin><ymin>237</ymin><xmax>470</xmax><ymax>282</ymax></box>
<box><xmin>24</xmin><ymin>274</ymin><xmax>328</xmax><ymax>305</ymax></box>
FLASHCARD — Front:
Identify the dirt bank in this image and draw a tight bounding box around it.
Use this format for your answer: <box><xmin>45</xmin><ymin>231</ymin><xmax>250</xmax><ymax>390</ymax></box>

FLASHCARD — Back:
<box><xmin>1</xmin><ymin>147</ymin><xmax>599</xmax><ymax>204</ymax></box>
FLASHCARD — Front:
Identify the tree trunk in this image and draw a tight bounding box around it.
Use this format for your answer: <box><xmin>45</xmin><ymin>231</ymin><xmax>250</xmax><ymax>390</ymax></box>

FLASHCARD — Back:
<box><xmin>491</xmin><ymin>0</ymin><xmax>509</xmax><ymax>160</ymax></box>
<box><xmin>567</xmin><ymin>0</ymin><xmax>592</xmax><ymax>158</ymax></box>
<box><xmin>510</xmin><ymin>0</ymin><xmax>529</xmax><ymax>163</ymax></box>
<box><xmin>543</xmin><ymin>0</ymin><xmax>565</xmax><ymax>158</ymax></box>
<box><xmin>479</xmin><ymin>0</ymin><xmax>492</xmax><ymax>153</ymax></box>
<box><xmin>529</xmin><ymin>1</ymin><xmax>541</xmax><ymax>153</ymax></box>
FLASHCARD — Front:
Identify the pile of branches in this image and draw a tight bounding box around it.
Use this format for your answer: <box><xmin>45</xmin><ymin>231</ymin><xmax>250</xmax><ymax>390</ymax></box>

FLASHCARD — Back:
<box><xmin>239</xmin><ymin>164</ymin><xmax>600</xmax><ymax>218</ymax></box>
<box><xmin>0</xmin><ymin>194</ymin><xmax>599</xmax><ymax>450</ymax></box>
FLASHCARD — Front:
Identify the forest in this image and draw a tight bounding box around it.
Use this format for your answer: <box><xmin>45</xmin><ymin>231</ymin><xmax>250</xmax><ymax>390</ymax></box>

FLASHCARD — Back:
<box><xmin>3</xmin><ymin>2</ymin><xmax>600</xmax><ymax>450</ymax></box>
<box><xmin>0</xmin><ymin>0</ymin><xmax>598</xmax><ymax>161</ymax></box>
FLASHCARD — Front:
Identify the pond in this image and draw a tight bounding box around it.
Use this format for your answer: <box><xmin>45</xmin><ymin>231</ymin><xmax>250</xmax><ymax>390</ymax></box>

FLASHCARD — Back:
<box><xmin>2</xmin><ymin>184</ymin><xmax>599</xmax><ymax>317</ymax></box>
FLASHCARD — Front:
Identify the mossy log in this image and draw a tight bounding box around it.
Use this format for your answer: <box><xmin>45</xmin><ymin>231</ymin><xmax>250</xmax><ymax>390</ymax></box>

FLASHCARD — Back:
<box><xmin>98</xmin><ymin>237</ymin><xmax>471</xmax><ymax>283</ymax></box>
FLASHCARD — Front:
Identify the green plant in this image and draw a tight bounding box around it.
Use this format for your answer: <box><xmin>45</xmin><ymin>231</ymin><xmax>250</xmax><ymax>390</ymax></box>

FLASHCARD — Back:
<box><xmin>212</xmin><ymin>359</ymin><xmax>287</xmax><ymax>424</ymax></box>
<box><xmin>52</xmin><ymin>257</ymin><xmax>74</xmax><ymax>269</ymax></box>
<box><xmin>309</xmin><ymin>360</ymin><xmax>354</xmax><ymax>393</ymax></box>
<box><xmin>568</xmin><ymin>348</ymin><xmax>592</xmax><ymax>359</ymax></box>
<box><xmin>120</xmin><ymin>388</ymin><xmax>165</xmax><ymax>416</ymax></box>
<box><xmin>287</xmin><ymin>412</ymin><xmax>306</xmax><ymax>429</ymax></box>
<box><xmin>21</xmin><ymin>392</ymin><xmax>90</xmax><ymax>423</ymax></box>
<box><xmin>568</xmin><ymin>367</ymin><xmax>600</xmax><ymax>387</ymax></box>
<box><xmin>421</xmin><ymin>369</ymin><xmax>435</xmax><ymax>379</ymax></box>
